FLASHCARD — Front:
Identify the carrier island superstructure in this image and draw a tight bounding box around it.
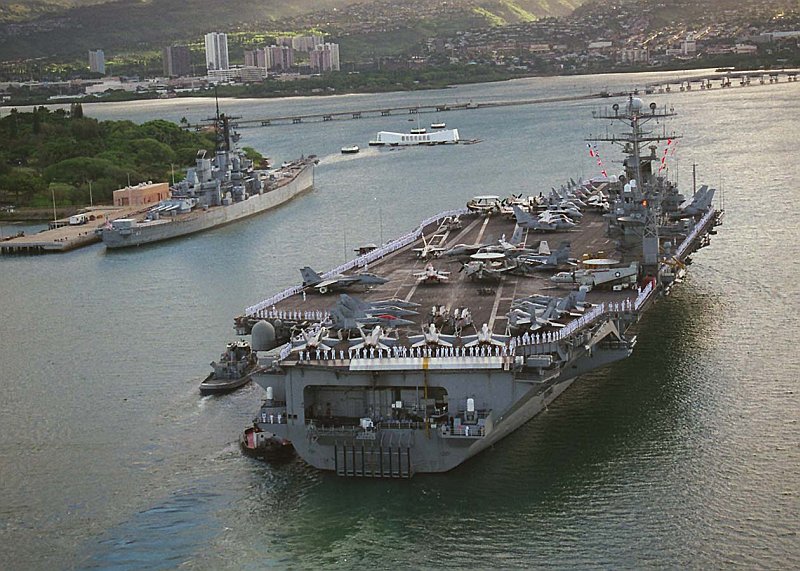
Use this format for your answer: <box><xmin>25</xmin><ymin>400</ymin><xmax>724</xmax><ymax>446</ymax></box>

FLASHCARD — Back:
<box><xmin>233</xmin><ymin>97</ymin><xmax>724</xmax><ymax>477</ymax></box>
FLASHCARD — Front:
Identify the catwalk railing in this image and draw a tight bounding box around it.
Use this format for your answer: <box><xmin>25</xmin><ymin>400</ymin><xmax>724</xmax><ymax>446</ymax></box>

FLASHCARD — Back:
<box><xmin>675</xmin><ymin>208</ymin><xmax>716</xmax><ymax>259</ymax></box>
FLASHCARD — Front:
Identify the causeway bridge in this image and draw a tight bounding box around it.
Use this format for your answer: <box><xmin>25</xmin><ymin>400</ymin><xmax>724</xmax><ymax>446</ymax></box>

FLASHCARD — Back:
<box><xmin>233</xmin><ymin>69</ymin><xmax>800</xmax><ymax>128</ymax></box>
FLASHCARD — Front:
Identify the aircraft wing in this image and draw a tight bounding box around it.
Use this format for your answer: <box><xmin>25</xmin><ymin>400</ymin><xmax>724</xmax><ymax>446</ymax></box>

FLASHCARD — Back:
<box><xmin>315</xmin><ymin>278</ymin><xmax>344</xmax><ymax>291</ymax></box>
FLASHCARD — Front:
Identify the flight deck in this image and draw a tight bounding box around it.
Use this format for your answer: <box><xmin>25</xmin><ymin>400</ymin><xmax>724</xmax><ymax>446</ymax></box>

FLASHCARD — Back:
<box><xmin>238</xmin><ymin>203</ymin><xmax>658</xmax><ymax>347</ymax></box>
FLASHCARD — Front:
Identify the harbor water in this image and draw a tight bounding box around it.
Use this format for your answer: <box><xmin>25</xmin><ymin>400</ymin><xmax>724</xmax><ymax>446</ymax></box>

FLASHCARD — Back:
<box><xmin>1</xmin><ymin>71</ymin><xmax>798</xmax><ymax>569</ymax></box>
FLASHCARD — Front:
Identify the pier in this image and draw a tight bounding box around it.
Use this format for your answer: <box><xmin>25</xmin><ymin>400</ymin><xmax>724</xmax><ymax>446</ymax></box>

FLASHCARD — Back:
<box><xmin>0</xmin><ymin>205</ymin><xmax>144</xmax><ymax>255</ymax></box>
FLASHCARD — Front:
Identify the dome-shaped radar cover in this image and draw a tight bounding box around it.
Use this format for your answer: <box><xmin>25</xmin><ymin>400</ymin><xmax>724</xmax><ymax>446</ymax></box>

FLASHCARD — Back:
<box><xmin>251</xmin><ymin>320</ymin><xmax>276</xmax><ymax>351</ymax></box>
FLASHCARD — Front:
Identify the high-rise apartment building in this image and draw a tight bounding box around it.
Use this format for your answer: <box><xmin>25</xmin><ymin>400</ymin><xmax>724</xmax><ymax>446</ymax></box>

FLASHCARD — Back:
<box><xmin>89</xmin><ymin>49</ymin><xmax>105</xmax><ymax>74</ymax></box>
<box><xmin>244</xmin><ymin>48</ymin><xmax>269</xmax><ymax>69</ymax></box>
<box><xmin>163</xmin><ymin>45</ymin><xmax>191</xmax><ymax>77</ymax></box>
<box><xmin>265</xmin><ymin>45</ymin><xmax>294</xmax><ymax>70</ymax></box>
<box><xmin>311</xmin><ymin>43</ymin><xmax>340</xmax><ymax>72</ymax></box>
<box><xmin>204</xmin><ymin>32</ymin><xmax>229</xmax><ymax>71</ymax></box>
<box><xmin>292</xmin><ymin>35</ymin><xmax>324</xmax><ymax>52</ymax></box>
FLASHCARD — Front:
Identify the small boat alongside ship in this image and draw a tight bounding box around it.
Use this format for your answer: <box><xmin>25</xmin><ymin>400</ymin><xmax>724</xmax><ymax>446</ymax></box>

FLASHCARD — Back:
<box><xmin>199</xmin><ymin>340</ymin><xmax>259</xmax><ymax>395</ymax></box>
<box><xmin>240</xmin><ymin>425</ymin><xmax>294</xmax><ymax>461</ymax></box>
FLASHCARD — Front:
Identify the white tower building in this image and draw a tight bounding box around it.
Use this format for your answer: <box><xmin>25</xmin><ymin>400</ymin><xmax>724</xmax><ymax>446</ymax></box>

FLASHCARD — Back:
<box><xmin>204</xmin><ymin>32</ymin><xmax>229</xmax><ymax>71</ymax></box>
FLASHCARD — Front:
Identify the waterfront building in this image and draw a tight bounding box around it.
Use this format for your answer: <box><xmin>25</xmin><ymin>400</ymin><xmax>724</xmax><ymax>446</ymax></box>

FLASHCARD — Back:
<box><xmin>88</xmin><ymin>50</ymin><xmax>105</xmax><ymax>74</ymax></box>
<box><xmin>311</xmin><ymin>43</ymin><xmax>340</xmax><ymax>72</ymax></box>
<box><xmin>207</xmin><ymin>68</ymin><xmax>239</xmax><ymax>83</ymax></box>
<box><xmin>240</xmin><ymin>66</ymin><xmax>267</xmax><ymax>82</ymax></box>
<box><xmin>113</xmin><ymin>182</ymin><xmax>169</xmax><ymax>207</ymax></box>
<box><xmin>205</xmin><ymin>32</ymin><xmax>229</xmax><ymax>71</ymax></box>
<box><xmin>163</xmin><ymin>45</ymin><xmax>191</xmax><ymax>77</ymax></box>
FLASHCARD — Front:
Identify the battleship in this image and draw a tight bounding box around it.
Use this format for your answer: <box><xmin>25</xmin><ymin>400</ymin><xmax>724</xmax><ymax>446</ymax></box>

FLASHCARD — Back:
<box><xmin>232</xmin><ymin>97</ymin><xmax>723</xmax><ymax>477</ymax></box>
<box><xmin>101</xmin><ymin>109</ymin><xmax>315</xmax><ymax>249</ymax></box>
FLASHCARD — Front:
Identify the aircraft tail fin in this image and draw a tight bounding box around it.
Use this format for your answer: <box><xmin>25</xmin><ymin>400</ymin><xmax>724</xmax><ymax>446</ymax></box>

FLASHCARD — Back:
<box><xmin>510</xmin><ymin>224</ymin><xmax>524</xmax><ymax>247</ymax></box>
<box><xmin>512</xmin><ymin>205</ymin><xmax>532</xmax><ymax>225</ymax></box>
<box><xmin>542</xmin><ymin>298</ymin><xmax>559</xmax><ymax>319</ymax></box>
<box><xmin>538</xmin><ymin>240</ymin><xmax>551</xmax><ymax>256</ymax></box>
<box><xmin>555</xmin><ymin>241</ymin><xmax>571</xmax><ymax>260</ymax></box>
<box><xmin>300</xmin><ymin>266</ymin><xmax>323</xmax><ymax>286</ymax></box>
<box><xmin>699</xmin><ymin>187</ymin><xmax>716</xmax><ymax>210</ymax></box>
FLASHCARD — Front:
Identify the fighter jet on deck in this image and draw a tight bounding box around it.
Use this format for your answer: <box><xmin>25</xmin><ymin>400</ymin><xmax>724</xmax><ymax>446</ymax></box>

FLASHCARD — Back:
<box><xmin>301</xmin><ymin>266</ymin><xmax>389</xmax><ymax>294</ymax></box>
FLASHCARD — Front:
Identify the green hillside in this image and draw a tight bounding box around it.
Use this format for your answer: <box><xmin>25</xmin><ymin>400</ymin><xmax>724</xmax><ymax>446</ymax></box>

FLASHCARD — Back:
<box><xmin>0</xmin><ymin>0</ymin><xmax>587</xmax><ymax>62</ymax></box>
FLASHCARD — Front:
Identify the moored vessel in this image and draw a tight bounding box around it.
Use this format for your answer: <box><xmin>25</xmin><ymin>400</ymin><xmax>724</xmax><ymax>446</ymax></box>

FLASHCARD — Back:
<box><xmin>101</xmin><ymin>110</ymin><xmax>315</xmax><ymax>249</ymax></box>
<box><xmin>230</xmin><ymin>97</ymin><xmax>723</xmax><ymax>477</ymax></box>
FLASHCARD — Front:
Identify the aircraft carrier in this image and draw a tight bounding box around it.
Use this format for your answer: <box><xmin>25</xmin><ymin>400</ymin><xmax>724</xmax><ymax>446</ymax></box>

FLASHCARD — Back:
<box><xmin>233</xmin><ymin>97</ymin><xmax>724</xmax><ymax>477</ymax></box>
<box><xmin>101</xmin><ymin>111</ymin><xmax>315</xmax><ymax>249</ymax></box>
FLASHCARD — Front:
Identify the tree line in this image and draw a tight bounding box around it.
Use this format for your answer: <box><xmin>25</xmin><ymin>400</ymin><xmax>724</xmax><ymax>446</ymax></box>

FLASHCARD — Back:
<box><xmin>0</xmin><ymin>105</ymin><xmax>216</xmax><ymax>209</ymax></box>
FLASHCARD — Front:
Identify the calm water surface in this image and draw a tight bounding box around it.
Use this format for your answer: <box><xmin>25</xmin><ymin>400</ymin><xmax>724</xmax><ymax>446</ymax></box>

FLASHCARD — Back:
<box><xmin>1</xmin><ymin>72</ymin><xmax>798</xmax><ymax>569</ymax></box>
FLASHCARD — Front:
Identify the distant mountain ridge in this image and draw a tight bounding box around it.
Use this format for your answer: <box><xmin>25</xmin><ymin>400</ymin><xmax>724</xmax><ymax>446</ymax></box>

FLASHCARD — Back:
<box><xmin>0</xmin><ymin>0</ymin><xmax>585</xmax><ymax>61</ymax></box>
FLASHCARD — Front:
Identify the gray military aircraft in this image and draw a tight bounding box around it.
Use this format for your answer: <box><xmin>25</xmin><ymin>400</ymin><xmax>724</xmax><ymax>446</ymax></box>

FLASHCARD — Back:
<box><xmin>461</xmin><ymin>323</ymin><xmax>511</xmax><ymax>348</ymax></box>
<box><xmin>348</xmin><ymin>325</ymin><xmax>398</xmax><ymax>354</ymax></box>
<box><xmin>507</xmin><ymin>299</ymin><xmax>566</xmax><ymax>331</ymax></box>
<box><xmin>509</xmin><ymin>241</ymin><xmax>575</xmax><ymax>274</ymax></box>
<box><xmin>412</xmin><ymin>234</ymin><xmax>447</xmax><ymax>260</ymax></box>
<box><xmin>327</xmin><ymin>294</ymin><xmax>417</xmax><ymax>333</ymax></box>
<box><xmin>460</xmin><ymin>259</ymin><xmax>513</xmax><ymax>281</ymax></box>
<box><xmin>672</xmin><ymin>185</ymin><xmax>716</xmax><ymax>218</ymax></box>
<box><xmin>512</xmin><ymin>205</ymin><xmax>558</xmax><ymax>231</ymax></box>
<box><xmin>301</xmin><ymin>266</ymin><xmax>389</xmax><ymax>294</ymax></box>
<box><xmin>339</xmin><ymin>294</ymin><xmax>419</xmax><ymax>316</ymax></box>
<box><xmin>550</xmin><ymin>261</ymin><xmax>638</xmax><ymax>288</ymax></box>
<box><xmin>537</xmin><ymin>210</ymin><xmax>578</xmax><ymax>229</ymax></box>
<box><xmin>441</xmin><ymin>242</ymin><xmax>489</xmax><ymax>259</ymax></box>
<box><xmin>413</xmin><ymin>263</ymin><xmax>451</xmax><ymax>284</ymax></box>
<box><xmin>512</xmin><ymin>290</ymin><xmax>590</xmax><ymax>316</ymax></box>
<box><xmin>408</xmin><ymin>323</ymin><xmax>458</xmax><ymax>348</ymax></box>
<box><xmin>290</xmin><ymin>326</ymin><xmax>340</xmax><ymax>353</ymax></box>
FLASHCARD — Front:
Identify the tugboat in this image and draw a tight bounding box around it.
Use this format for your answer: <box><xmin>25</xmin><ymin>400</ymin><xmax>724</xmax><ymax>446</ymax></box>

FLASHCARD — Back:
<box><xmin>240</xmin><ymin>424</ymin><xmax>294</xmax><ymax>461</ymax></box>
<box><xmin>199</xmin><ymin>340</ymin><xmax>259</xmax><ymax>395</ymax></box>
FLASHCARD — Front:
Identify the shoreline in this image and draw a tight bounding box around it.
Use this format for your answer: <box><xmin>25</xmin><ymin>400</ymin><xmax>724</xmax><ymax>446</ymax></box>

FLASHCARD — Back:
<box><xmin>2</xmin><ymin>64</ymin><xmax>798</xmax><ymax>110</ymax></box>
